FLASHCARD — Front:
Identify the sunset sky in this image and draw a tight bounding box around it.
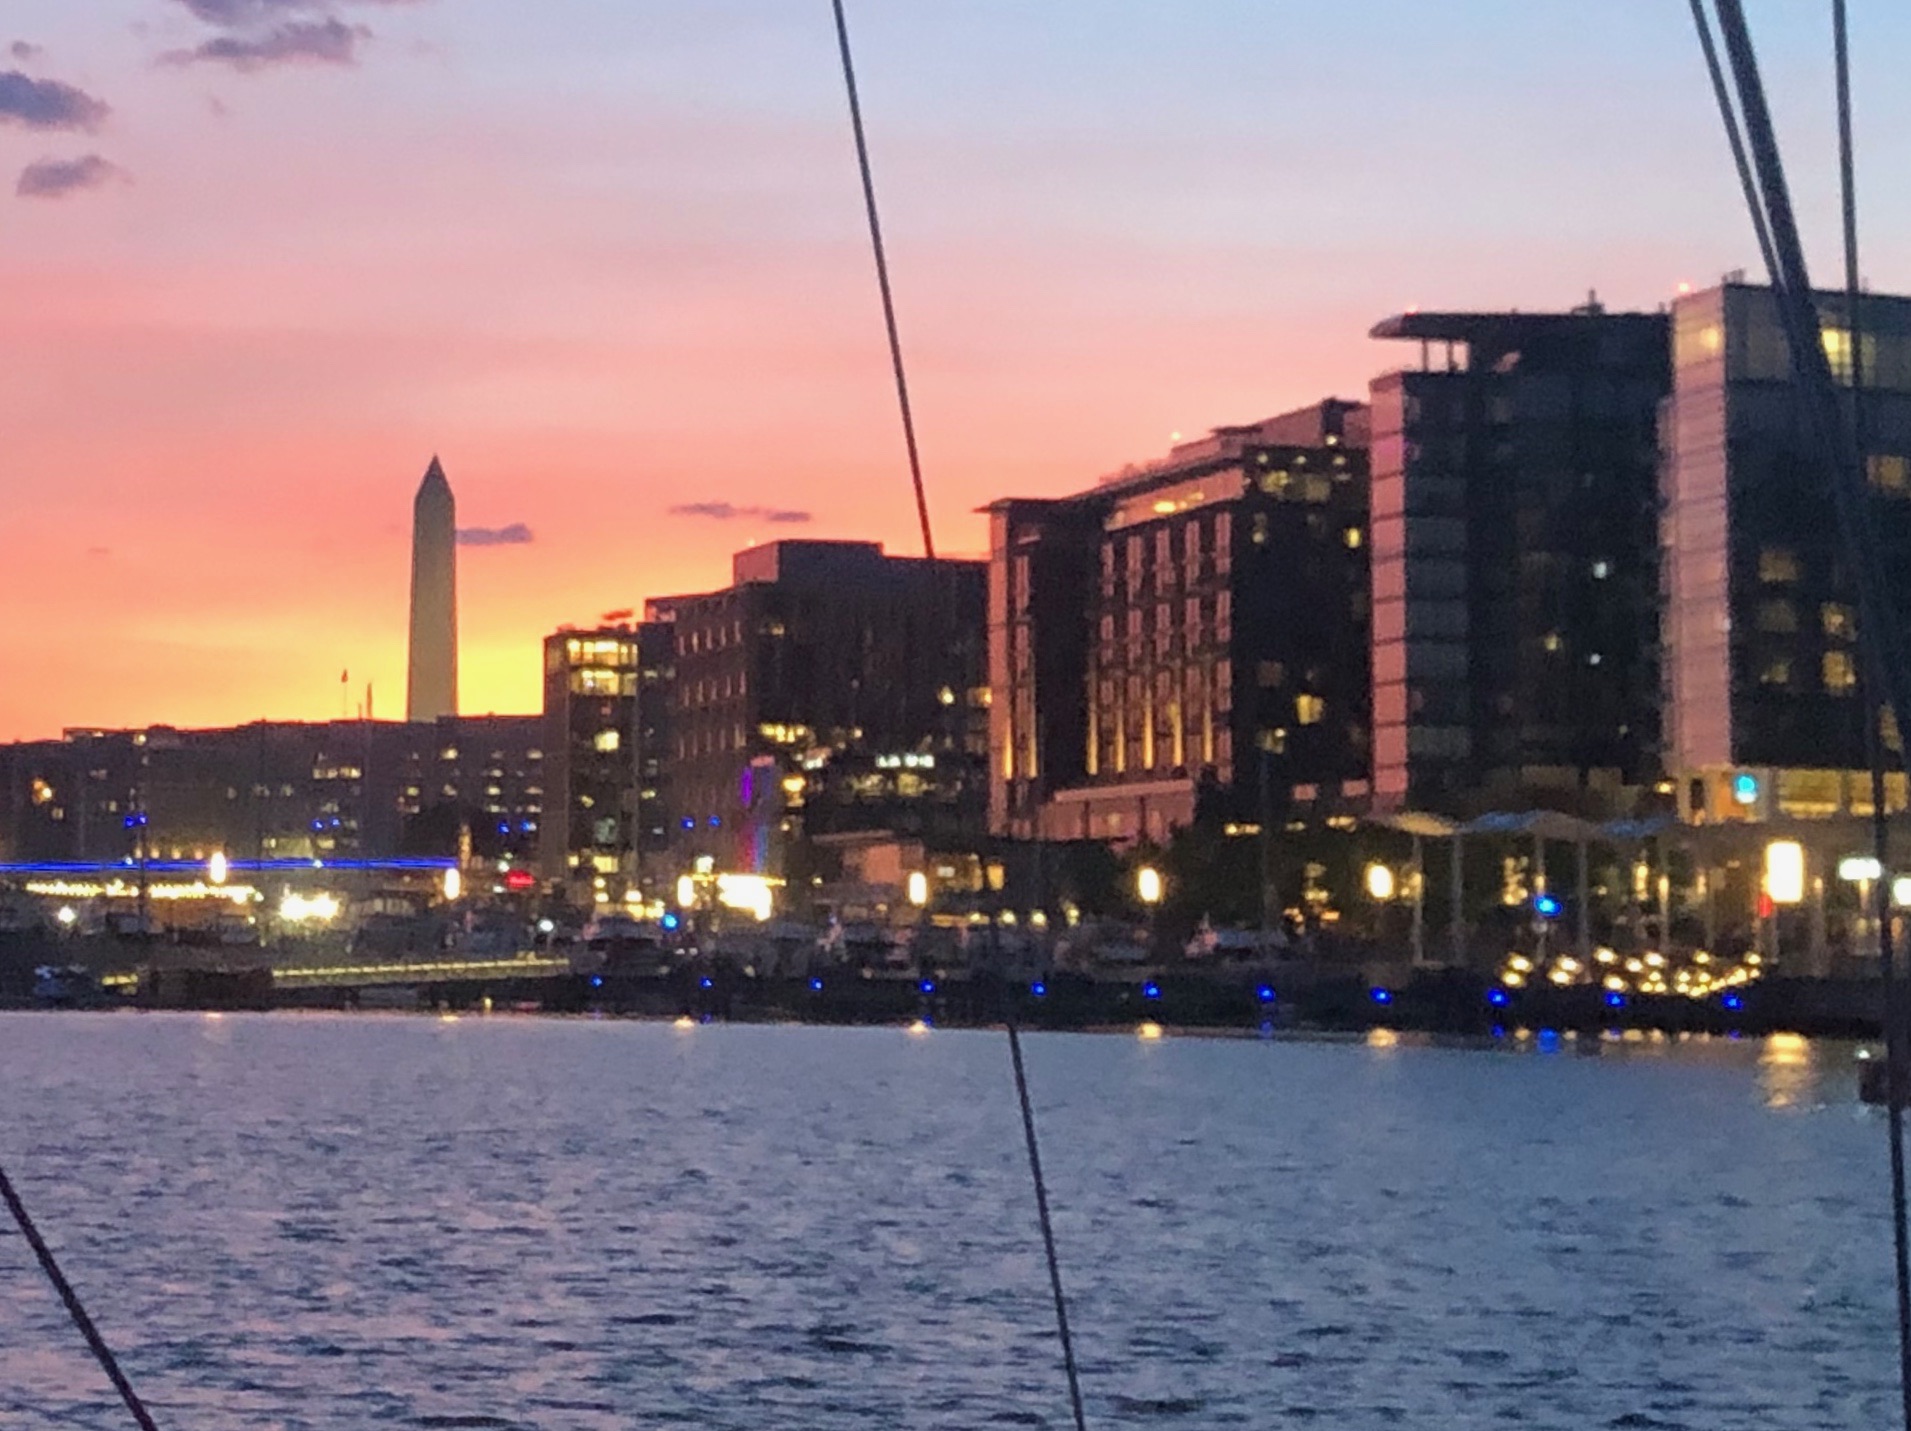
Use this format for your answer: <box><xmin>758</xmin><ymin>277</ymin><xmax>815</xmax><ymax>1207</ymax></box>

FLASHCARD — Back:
<box><xmin>4</xmin><ymin>0</ymin><xmax>1909</xmax><ymax>740</ymax></box>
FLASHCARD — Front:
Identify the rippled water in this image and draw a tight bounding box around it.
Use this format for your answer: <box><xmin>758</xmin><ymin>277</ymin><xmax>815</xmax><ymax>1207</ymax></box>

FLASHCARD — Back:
<box><xmin>0</xmin><ymin>1012</ymin><xmax>1899</xmax><ymax>1429</ymax></box>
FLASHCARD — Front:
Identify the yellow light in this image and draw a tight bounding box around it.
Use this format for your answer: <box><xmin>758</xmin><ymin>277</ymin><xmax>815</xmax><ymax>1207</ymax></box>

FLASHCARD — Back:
<box><xmin>1603</xmin><ymin>975</ymin><xmax>1627</xmax><ymax>992</ymax></box>
<box><xmin>1624</xmin><ymin>958</ymin><xmax>1644</xmax><ymax>973</ymax></box>
<box><xmin>1136</xmin><ymin>866</ymin><xmax>1163</xmax><ymax>906</ymax></box>
<box><xmin>1895</xmin><ymin>876</ymin><xmax>1911</xmax><ymax>909</ymax></box>
<box><xmin>1509</xmin><ymin>955</ymin><xmax>1533</xmax><ymax>973</ymax></box>
<box><xmin>907</xmin><ymin>1018</ymin><xmax>932</xmax><ymax>1036</ymax></box>
<box><xmin>1548</xmin><ymin>968</ymin><xmax>1572</xmax><ymax>986</ymax></box>
<box><xmin>1501</xmin><ymin>970</ymin><xmax>1525</xmax><ymax>988</ymax></box>
<box><xmin>1594</xmin><ymin>947</ymin><xmax>1618</xmax><ymax>964</ymax></box>
<box><xmin>907</xmin><ymin>871</ymin><xmax>929</xmax><ymax>907</ymax></box>
<box><xmin>716</xmin><ymin>873</ymin><xmax>777</xmax><ymax>922</ymax></box>
<box><xmin>208</xmin><ymin>851</ymin><xmax>228</xmax><ymax>886</ymax></box>
<box><xmin>443</xmin><ymin>867</ymin><xmax>462</xmax><ymax>902</ymax></box>
<box><xmin>1364</xmin><ymin>863</ymin><xmax>1395</xmax><ymax>901</ymax></box>
<box><xmin>1693</xmin><ymin>950</ymin><xmax>1711</xmax><ymax>965</ymax></box>
<box><xmin>1839</xmin><ymin>855</ymin><xmax>1883</xmax><ymax>883</ymax></box>
<box><xmin>1764</xmin><ymin>840</ymin><xmax>1805</xmax><ymax>905</ymax></box>
<box><xmin>673</xmin><ymin>1015</ymin><xmax>697</xmax><ymax>1029</ymax></box>
<box><xmin>279</xmin><ymin>891</ymin><xmax>341</xmax><ymax>923</ymax></box>
<box><xmin>676</xmin><ymin>874</ymin><xmax>697</xmax><ymax>909</ymax></box>
<box><xmin>1556</xmin><ymin>957</ymin><xmax>1581</xmax><ymax>975</ymax></box>
<box><xmin>1644</xmin><ymin>951</ymin><xmax>1665</xmax><ymax>968</ymax></box>
<box><xmin>56</xmin><ymin>906</ymin><xmax>77</xmax><ymax>927</ymax></box>
<box><xmin>1137</xmin><ymin>1020</ymin><xmax>1164</xmax><ymax>1040</ymax></box>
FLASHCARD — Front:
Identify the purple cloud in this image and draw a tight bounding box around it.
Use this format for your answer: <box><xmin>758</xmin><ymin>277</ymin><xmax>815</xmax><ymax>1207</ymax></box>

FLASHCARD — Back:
<box><xmin>0</xmin><ymin>71</ymin><xmax>109</xmax><ymax>131</ymax></box>
<box><xmin>9</xmin><ymin>41</ymin><xmax>42</xmax><ymax>62</ymax></box>
<box><xmin>456</xmin><ymin>523</ymin><xmax>534</xmax><ymax>548</ymax></box>
<box><xmin>163</xmin><ymin>17</ymin><xmax>366</xmax><ymax>71</ymax></box>
<box><xmin>669</xmin><ymin>501</ymin><xmax>813</xmax><ymax>525</ymax></box>
<box><xmin>16</xmin><ymin>153</ymin><xmax>128</xmax><ymax>199</ymax></box>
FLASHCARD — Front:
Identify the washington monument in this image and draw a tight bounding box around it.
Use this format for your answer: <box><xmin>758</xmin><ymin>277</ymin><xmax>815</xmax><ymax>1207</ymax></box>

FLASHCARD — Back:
<box><xmin>406</xmin><ymin>456</ymin><xmax>458</xmax><ymax>722</ymax></box>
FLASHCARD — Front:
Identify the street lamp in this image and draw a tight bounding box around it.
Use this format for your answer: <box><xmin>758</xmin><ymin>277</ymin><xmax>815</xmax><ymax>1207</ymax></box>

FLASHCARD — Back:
<box><xmin>208</xmin><ymin>850</ymin><xmax>228</xmax><ymax>887</ymax></box>
<box><xmin>1136</xmin><ymin>865</ymin><xmax>1164</xmax><ymax>959</ymax></box>
<box><xmin>1764</xmin><ymin>839</ymin><xmax>1805</xmax><ymax>967</ymax></box>
<box><xmin>1136</xmin><ymin>866</ymin><xmax>1163</xmax><ymax>907</ymax></box>
<box><xmin>907</xmin><ymin>870</ymin><xmax>929</xmax><ymax>908</ymax></box>
<box><xmin>1364</xmin><ymin>862</ymin><xmax>1396</xmax><ymax>902</ymax></box>
<box><xmin>443</xmin><ymin>866</ymin><xmax>462</xmax><ymax>902</ymax></box>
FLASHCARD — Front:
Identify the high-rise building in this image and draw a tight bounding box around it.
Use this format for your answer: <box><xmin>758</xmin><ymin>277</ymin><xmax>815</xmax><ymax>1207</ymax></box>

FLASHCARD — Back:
<box><xmin>538</xmin><ymin>621</ymin><xmax>675</xmax><ymax>898</ymax></box>
<box><xmin>406</xmin><ymin>457</ymin><xmax>458</xmax><ymax>723</ymax></box>
<box><xmin>1366</xmin><ymin>304</ymin><xmax>1670</xmax><ymax>816</ymax></box>
<box><xmin>652</xmin><ymin>540</ymin><xmax>987</xmax><ymax>876</ymax></box>
<box><xmin>1662</xmin><ymin>280</ymin><xmax>1911</xmax><ymax>821</ymax></box>
<box><xmin>988</xmin><ymin>399</ymin><xmax>1372</xmax><ymax>845</ymax></box>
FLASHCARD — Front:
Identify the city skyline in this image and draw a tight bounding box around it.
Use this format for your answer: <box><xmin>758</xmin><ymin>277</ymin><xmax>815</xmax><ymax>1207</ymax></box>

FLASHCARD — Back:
<box><xmin>6</xmin><ymin>1</ymin><xmax>1911</xmax><ymax>741</ymax></box>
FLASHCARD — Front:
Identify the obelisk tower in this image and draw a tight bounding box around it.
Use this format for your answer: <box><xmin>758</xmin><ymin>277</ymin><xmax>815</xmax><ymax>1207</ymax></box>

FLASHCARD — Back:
<box><xmin>406</xmin><ymin>456</ymin><xmax>458</xmax><ymax>722</ymax></box>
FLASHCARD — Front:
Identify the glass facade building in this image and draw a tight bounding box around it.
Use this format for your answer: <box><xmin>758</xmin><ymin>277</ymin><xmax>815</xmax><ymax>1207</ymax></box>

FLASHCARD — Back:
<box><xmin>1367</xmin><ymin>305</ymin><xmax>1670</xmax><ymax>816</ymax></box>
<box><xmin>1662</xmin><ymin>281</ymin><xmax>1911</xmax><ymax>821</ymax></box>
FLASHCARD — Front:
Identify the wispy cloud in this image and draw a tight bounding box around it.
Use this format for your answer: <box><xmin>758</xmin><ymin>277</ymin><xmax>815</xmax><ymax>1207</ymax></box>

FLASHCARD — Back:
<box><xmin>163</xmin><ymin>17</ymin><xmax>364</xmax><ymax>72</ymax></box>
<box><xmin>456</xmin><ymin>522</ymin><xmax>534</xmax><ymax>548</ymax></box>
<box><xmin>9</xmin><ymin>41</ymin><xmax>41</xmax><ymax>62</ymax></box>
<box><xmin>669</xmin><ymin>501</ymin><xmax>813</xmax><ymax>525</ymax></box>
<box><xmin>162</xmin><ymin>0</ymin><xmax>428</xmax><ymax>73</ymax></box>
<box><xmin>0</xmin><ymin>71</ymin><xmax>110</xmax><ymax>131</ymax></box>
<box><xmin>17</xmin><ymin>153</ymin><xmax>129</xmax><ymax>199</ymax></box>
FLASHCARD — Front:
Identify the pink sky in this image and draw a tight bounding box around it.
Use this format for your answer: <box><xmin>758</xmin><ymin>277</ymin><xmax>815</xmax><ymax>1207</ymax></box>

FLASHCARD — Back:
<box><xmin>4</xmin><ymin>0</ymin><xmax>1909</xmax><ymax>739</ymax></box>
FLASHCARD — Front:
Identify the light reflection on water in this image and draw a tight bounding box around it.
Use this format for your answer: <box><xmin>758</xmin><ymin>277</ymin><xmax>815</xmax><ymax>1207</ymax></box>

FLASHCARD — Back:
<box><xmin>0</xmin><ymin>1011</ymin><xmax>1899</xmax><ymax>1430</ymax></box>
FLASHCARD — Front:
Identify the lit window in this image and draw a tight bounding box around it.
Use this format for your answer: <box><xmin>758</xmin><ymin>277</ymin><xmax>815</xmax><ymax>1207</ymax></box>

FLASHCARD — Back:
<box><xmin>1869</xmin><ymin>455</ymin><xmax>1911</xmax><ymax>495</ymax></box>
<box><xmin>1542</xmin><ymin>632</ymin><xmax>1562</xmax><ymax>653</ymax></box>
<box><xmin>1344</xmin><ymin>527</ymin><xmax>1363</xmax><ymax>550</ymax></box>
<box><xmin>1295</xmin><ymin>694</ymin><xmax>1325</xmax><ymax>725</ymax></box>
<box><xmin>1823</xmin><ymin>650</ymin><xmax>1858</xmax><ymax>694</ymax></box>
<box><xmin>1759</xmin><ymin>658</ymin><xmax>1792</xmax><ymax>688</ymax></box>
<box><xmin>1823</xmin><ymin>603</ymin><xmax>1857</xmax><ymax>641</ymax></box>
<box><xmin>1591</xmin><ymin>559</ymin><xmax>1610</xmax><ymax>579</ymax></box>
<box><xmin>593</xmin><ymin>729</ymin><xmax>621</xmax><ymax>752</ymax></box>
<box><xmin>1758</xmin><ymin>547</ymin><xmax>1801</xmax><ymax>584</ymax></box>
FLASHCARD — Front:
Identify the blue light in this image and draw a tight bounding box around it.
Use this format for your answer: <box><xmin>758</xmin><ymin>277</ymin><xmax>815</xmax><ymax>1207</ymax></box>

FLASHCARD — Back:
<box><xmin>1256</xmin><ymin>985</ymin><xmax>1276</xmax><ymax>1004</ymax></box>
<box><xmin>809</xmin><ymin>977</ymin><xmax>824</xmax><ymax>992</ymax></box>
<box><xmin>1732</xmin><ymin>771</ymin><xmax>1760</xmax><ymax>806</ymax></box>
<box><xmin>590</xmin><ymin>975</ymin><xmax>603</xmax><ymax>988</ymax></box>
<box><xmin>1490</xmin><ymin>1024</ymin><xmax>1507</xmax><ymax>1039</ymax></box>
<box><xmin>707</xmin><ymin>816</ymin><xmax>721</xmax><ymax>828</ymax></box>
<box><xmin>661</xmin><ymin>912</ymin><xmax>680</xmax><ymax>931</ymax></box>
<box><xmin>1605</xmin><ymin>991</ymin><xmax>1626</xmax><ymax>1008</ymax></box>
<box><xmin>1142</xmin><ymin>980</ymin><xmax>1161</xmax><ymax>1000</ymax></box>
<box><xmin>1723</xmin><ymin>992</ymin><xmax>1744</xmax><ymax>1011</ymax></box>
<box><xmin>919</xmin><ymin>979</ymin><xmax>937</xmax><ymax>995</ymax></box>
<box><xmin>1370</xmin><ymin>987</ymin><xmax>1393</xmax><ymax>1005</ymax></box>
<box><xmin>496</xmin><ymin>822</ymin><xmax>509</xmax><ymax>835</ymax></box>
<box><xmin>699</xmin><ymin>976</ymin><xmax>713</xmax><ymax>990</ymax></box>
<box><xmin>1487</xmin><ymin>988</ymin><xmax>1510</xmax><ymax>1007</ymax></box>
<box><xmin>1534</xmin><ymin>894</ymin><xmax>1562</xmax><ymax>919</ymax></box>
<box><xmin>1031</xmin><ymin>980</ymin><xmax>1047</xmax><ymax>997</ymax></box>
<box><xmin>680</xmin><ymin>817</ymin><xmax>694</xmax><ymax>830</ymax></box>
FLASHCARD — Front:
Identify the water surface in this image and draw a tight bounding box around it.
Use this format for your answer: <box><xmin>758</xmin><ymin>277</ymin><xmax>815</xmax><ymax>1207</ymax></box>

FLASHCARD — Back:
<box><xmin>0</xmin><ymin>1013</ymin><xmax>1898</xmax><ymax>1428</ymax></box>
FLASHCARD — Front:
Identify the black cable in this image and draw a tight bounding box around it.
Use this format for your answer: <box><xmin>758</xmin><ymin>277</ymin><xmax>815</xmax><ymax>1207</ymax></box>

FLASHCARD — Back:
<box><xmin>0</xmin><ymin>1162</ymin><xmax>160</xmax><ymax>1431</ymax></box>
<box><xmin>829</xmin><ymin>0</ymin><xmax>937</xmax><ymax>562</ymax></box>
<box><xmin>1686</xmin><ymin>0</ymin><xmax>1780</xmax><ymax>284</ymax></box>
<box><xmin>1007</xmin><ymin>1022</ymin><xmax>1089</xmax><ymax>1431</ymax></box>
<box><xmin>827</xmin><ymin>6</ymin><xmax>1086</xmax><ymax>1420</ymax></box>
<box><xmin>1835</xmin><ymin>5</ymin><xmax>1911</xmax><ymax>1424</ymax></box>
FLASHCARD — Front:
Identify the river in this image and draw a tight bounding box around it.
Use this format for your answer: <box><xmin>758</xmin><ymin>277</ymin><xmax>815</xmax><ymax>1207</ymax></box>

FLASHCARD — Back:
<box><xmin>0</xmin><ymin>1012</ymin><xmax>1899</xmax><ymax>1428</ymax></box>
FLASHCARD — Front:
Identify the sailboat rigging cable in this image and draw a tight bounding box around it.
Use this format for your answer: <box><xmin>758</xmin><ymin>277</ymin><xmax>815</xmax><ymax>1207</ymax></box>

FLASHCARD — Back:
<box><xmin>0</xmin><ymin>1162</ymin><xmax>160</xmax><ymax>1431</ymax></box>
<box><xmin>1694</xmin><ymin>4</ymin><xmax>1911</xmax><ymax>1424</ymax></box>
<box><xmin>830</xmin><ymin>0</ymin><xmax>936</xmax><ymax>563</ymax></box>
<box><xmin>827</xmin><ymin>6</ymin><xmax>1088</xmax><ymax>1427</ymax></box>
<box><xmin>1833</xmin><ymin>3</ymin><xmax>1911</xmax><ymax>1424</ymax></box>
